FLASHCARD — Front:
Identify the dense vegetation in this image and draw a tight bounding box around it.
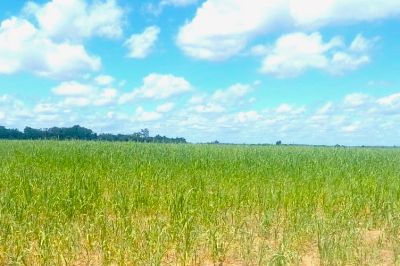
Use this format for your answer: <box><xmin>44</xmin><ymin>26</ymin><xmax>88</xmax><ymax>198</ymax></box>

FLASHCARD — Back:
<box><xmin>0</xmin><ymin>125</ymin><xmax>186</xmax><ymax>143</ymax></box>
<box><xmin>1</xmin><ymin>141</ymin><xmax>399</xmax><ymax>265</ymax></box>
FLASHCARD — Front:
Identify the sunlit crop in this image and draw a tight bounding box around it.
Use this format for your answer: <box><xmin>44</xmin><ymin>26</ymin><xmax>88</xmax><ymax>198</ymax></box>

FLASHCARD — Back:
<box><xmin>1</xmin><ymin>141</ymin><xmax>399</xmax><ymax>265</ymax></box>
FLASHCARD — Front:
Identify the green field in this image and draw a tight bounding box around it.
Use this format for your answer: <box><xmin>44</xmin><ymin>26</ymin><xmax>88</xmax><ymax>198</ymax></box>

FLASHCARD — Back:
<box><xmin>1</xmin><ymin>141</ymin><xmax>400</xmax><ymax>265</ymax></box>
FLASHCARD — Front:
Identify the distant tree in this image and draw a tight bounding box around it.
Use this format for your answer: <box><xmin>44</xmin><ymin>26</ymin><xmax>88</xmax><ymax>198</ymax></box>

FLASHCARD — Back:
<box><xmin>0</xmin><ymin>126</ymin><xmax>23</xmax><ymax>139</ymax></box>
<box><xmin>0</xmin><ymin>125</ymin><xmax>186</xmax><ymax>143</ymax></box>
<box><xmin>24</xmin><ymin>127</ymin><xmax>45</xmax><ymax>139</ymax></box>
<box><xmin>68</xmin><ymin>125</ymin><xmax>97</xmax><ymax>140</ymax></box>
<box><xmin>0</xmin><ymin>126</ymin><xmax>7</xmax><ymax>139</ymax></box>
<box><xmin>276</xmin><ymin>140</ymin><xmax>282</xmax><ymax>145</ymax></box>
<box><xmin>139</xmin><ymin>128</ymin><xmax>150</xmax><ymax>139</ymax></box>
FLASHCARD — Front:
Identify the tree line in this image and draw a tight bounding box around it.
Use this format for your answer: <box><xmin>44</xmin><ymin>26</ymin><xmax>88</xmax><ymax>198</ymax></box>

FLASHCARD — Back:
<box><xmin>0</xmin><ymin>125</ymin><xmax>187</xmax><ymax>143</ymax></box>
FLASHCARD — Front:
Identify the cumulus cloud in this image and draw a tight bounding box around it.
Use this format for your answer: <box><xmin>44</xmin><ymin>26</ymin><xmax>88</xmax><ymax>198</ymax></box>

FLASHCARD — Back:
<box><xmin>177</xmin><ymin>0</ymin><xmax>286</xmax><ymax>60</ymax></box>
<box><xmin>211</xmin><ymin>84</ymin><xmax>253</xmax><ymax>104</ymax></box>
<box><xmin>156</xmin><ymin>102</ymin><xmax>175</xmax><ymax>113</ymax></box>
<box><xmin>0</xmin><ymin>95</ymin><xmax>31</xmax><ymax>127</ymax></box>
<box><xmin>350</xmin><ymin>34</ymin><xmax>378</xmax><ymax>53</ymax></box>
<box><xmin>188</xmin><ymin>83</ymin><xmax>254</xmax><ymax>114</ymax></box>
<box><xmin>3</xmin><ymin>91</ymin><xmax>400</xmax><ymax>145</ymax></box>
<box><xmin>94</xmin><ymin>75</ymin><xmax>114</xmax><ymax>86</ymax></box>
<box><xmin>249</xmin><ymin>45</ymin><xmax>271</xmax><ymax>56</ymax></box>
<box><xmin>144</xmin><ymin>0</ymin><xmax>198</xmax><ymax>16</ymax></box>
<box><xmin>119</xmin><ymin>73</ymin><xmax>192</xmax><ymax>103</ymax></box>
<box><xmin>125</xmin><ymin>26</ymin><xmax>160</xmax><ymax>59</ymax></box>
<box><xmin>177</xmin><ymin>0</ymin><xmax>398</xmax><ymax>60</ymax></box>
<box><xmin>192</xmin><ymin>103</ymin><xmax>225</xmax><ymax>114</ymax></box>
<box><xmin>33</xmin><ymin>103</ymin><xmax>60</xmax><ymax>114</ymax></box>
<box><xmin>175</xmin><ymin>91</ymin><xmax>400</xmax><ymax>144</ymax></box>
<box><xmin>62</xmin><ymin>97</ymin><xmax>91</xmax><ymax>107</ymax></box>
<box><xmin>236</xmin><ymin>111</ymin><xmax>262</xmax><ymax>123</ymax></box>
<box><xmin>162</xmin><ymin>0</ymin><xmax>198</xmax><ymax>7</ymax></box>
<box><xmin>92</xmin><ymin>88</ymin><xmax>118</xmax><ymax>106</ymax></box>
<box><xmin>289</xmin><ymin>0</ymin><xmax>400</xmax><ymax>27</ymax></box>
<box><xmin>52</xmin><ymin>81</ymin><xmax>95</xmax><ymax>96</ymax></box>
<box><xmin>377</xmin><ymin>93</ymin><xmax>400</xmax><ymax>107</ymax></box>
<box><xmin>275</xmin><ymin>104</ymin><xmax>305</xmax><ymax>115</ymax></box>
<box><xmin>0</xmin><ymin>17</ymin><xmax>101</xmax><ymax>79</ymax></box>
<box><xmin>316</xmin><ymin>102</ymin><xmax>334</xmax><ymax>115</ymax></box>
<box><xmin>340</xmin><ymin>122</ymin><xmax>361</xmax><ymax>133</ymax></box>
<box><xmin>260</xmin><ymin>32</ymin><xmax>372</xmax><ymax>77</ymax></box>
<box><xmin>0</xmin><ymin>0</ymin><xmax>126</xmax><ymax>79</ymax></box>
<box><xmin>0</xmin><ymin>95</ymin><xmax>12</xmax><ymax>104</ymax></box>
<box><xmin>135</xmin><ymin>106</ymin><xmax>163</xmax><ymax>122</ymax></box>
<box><xmin>25</xmin><ymin>0</ymin><xmax>124</xmax><ymax>41</ymax></box>
<box><xmin>51</xmin><ymin>81</ymin><xmax>118</xmax><ymax>107</ymax></box>
<box><xmin>344</xmin><ymin>93</ymin><xmax>371</xmax><ymax>107</ymax></box>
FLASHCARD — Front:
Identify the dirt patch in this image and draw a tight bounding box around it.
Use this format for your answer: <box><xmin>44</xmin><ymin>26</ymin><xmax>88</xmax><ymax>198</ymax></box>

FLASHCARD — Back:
<box><xmin>73</xmin><ymin>250</ymin><xmax>103</xmax><ymax>266</ymax></box>
<box><xmin>363</xmin><ymin>229</ymin><xmax>383</xmax><ymax>245</ymax></box>
<box><xmin>299</xmin><ymin>245</ymin><xmax>320</xmax><ymax>266</ymax></box>
<box><xmin>376</xmin><ymin>249</ymin><xmax>395</xmax><ymax>266</ymax></box>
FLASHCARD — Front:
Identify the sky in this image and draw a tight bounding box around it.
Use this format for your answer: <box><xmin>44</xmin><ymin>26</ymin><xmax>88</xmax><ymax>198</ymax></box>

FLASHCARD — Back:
<box><xmin>0</xmin><ymin>0</ymin><xmax>399</xmax><ymax>145</ymax></box>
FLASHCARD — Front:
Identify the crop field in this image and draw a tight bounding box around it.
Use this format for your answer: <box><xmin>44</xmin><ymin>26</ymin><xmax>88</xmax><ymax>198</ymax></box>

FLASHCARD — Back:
<box><xmin>1</xmin><ymin>141</ymin><xmax>400</xmax><ymax>265</ymax></box>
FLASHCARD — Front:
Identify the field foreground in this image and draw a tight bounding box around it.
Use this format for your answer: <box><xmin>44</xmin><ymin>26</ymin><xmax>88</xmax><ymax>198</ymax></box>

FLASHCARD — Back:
<box><xmin>1</xmin><ymin>141</ymin><xmax>400</xmax><ymax>265</ymax></box>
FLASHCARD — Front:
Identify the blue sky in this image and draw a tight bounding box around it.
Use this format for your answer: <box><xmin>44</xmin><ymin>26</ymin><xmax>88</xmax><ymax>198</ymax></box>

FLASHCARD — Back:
<box><xmin>0</xmin><ymin>0</ymin><xmax>399</xmax><ymax>145</ymax></box>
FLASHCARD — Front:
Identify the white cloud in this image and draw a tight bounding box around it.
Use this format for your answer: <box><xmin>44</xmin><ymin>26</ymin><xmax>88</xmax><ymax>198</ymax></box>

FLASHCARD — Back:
<box><xmin>350</xmin><ymin>34</ymin><xmax>377</xmax><ymax>53</ymax></box>
<box><xmin>125</xmin><ymin>26</ymin><xmax>160</xmax><ymax>59</ymax></box>
<box><xmin>94</xmin><ymin>75</ymin><xmax>114</xmax><ymax>86</ymax></box>
<box><xmin>276</xmin><ymin>104</ymin><xmax>295</xmax><ymax>114</ymax></box>
<box><xmin>275</xmin><ymin>104</ymin><xmax>305</xmax><ymax>114</ymax></box>
<box><xmin>0</xmin><ymin>95</ymin><xmax>25</xmax><ymax>110</ymax></box>
<box><xmin>317</xmin><ymin>102</ymin><xmax>333</xmax><ymax>115</ymax></box>
<box><xmin>93</xmin><ymin>88</ymin><xmax>118</xmax><ymax>106</ymax></box>
<box><xmin>0</xmin><ymin>17</ymin><xmax>100</xmax><ymax>79</ymax></box>
<box><xmin>52</xmin><ymin>81</ymin><xmax>95</xmax><ymax>96</ymax></box>
<box><xmin>329</xmin><ymin>52</ymin><xmax>370</xmax><ymax>74</ymax></box>
<box><xmin>185</xmin><ymin>83</ymin><xmax>254</xmax><ymax>115</ymax></box>
<box><xmin>156</xmin><ymin>102</ymin><xmax>175</xmax><ymax>113</ymax></box>
<box><xmin>187</xmin><ymin>83</ymin><xmax>254</xmax><ymax>114</ymax></box>
<box><xmin>249</xmin><ymin>44</ymin><xmax>271</xmax><ymax>56</ymax></box>
<box><xmin>341</xmin><ymin>122</ymin><xmax>361</xmax><ymax>133</ymax></box>
<box><xmin>0</xmin><ymin>95</ymin><xmax>12</xmax><ymax>104</ymax></box>
<box><xmin>144</xmin><ymin>0</ymin><xmax>198</xmax><ymax>17</ymax></box>
<box><xmin>260</xmin><ymin>32</ymin><xmax>335</xmax><ymax>77</ymax></box>
<box><xmin>0</xmin><ymin>0</ymin><xmax>125</xmax><ymax>79</ymax></box>
<box><xmin>192</xmin><ymin>103</ymin><xmax>225</xmax><ymax>113</ymax></box>
<box><xmin>161</xmin><ymin>0</ymin><xmax>198</xmax><ymax>7</ymax></box>
<box><xmin>261</xmin><ymin>32</ymin><xmax>372</xmax><ymax>77</ymax></box>
<box><xmin>135</xmin><ymin>106</ymin><xmax>163</xmax><ymax>122</ymax></box>
<box><xmin>62</xmin><ymin>97</ymin><xmax>91</xmax><ymax>107</ymax></box>
<box><xmin>344</xmin><ymin>93</ymin><xmax>371</xmax><ymax>107</ymax></box>
<box><xmin>34</xmin><ymin>103</ymin><xmax>59</xmax><ymax>114</ymax></box>
<box><xmin>189</xmin><ymin>95</ymin><xmax>206</xmax><ymax>104</ymax></box>
<box><xmin>51</xmin><ymin>81</ymin><xmax>118</xmax><ymax>107</ymax></box>
<box><xmin>236</xmin><ymin>111</ymin><xmax>262</xmax><ymax>123</ymax></box>
<box><xmin>290</xmin><ymin>0</ymin><xmax>400</xmax><ymax>27</ymax></box>
<box><xmin>26</xmin><ymin>0</ymin><xmax>124</xmax><ymax>41</ymax></box>
<box><xmin>3</xmin><ymin>91</ymin><xmax>400</xmax><ymax>145</ymax></box>
<box><xmin>35</xmin><ymin>114</ymin><xmax>61</xmax><ymax>123</ymax></box>
<box><xmin>119</xmin><ymin>73</ymin><xmax>192</xmax><ymax>103</ymax></box>
<box><xmin>177</xmin><ymin>0</ymin><xmax>398</xmax><ymax>60</ymax></box>
<box><xmin>377</xmin><ymin>93</ymin><xmax>400</xmax><ymax>107</ymax></box>
<box><xmin>211</xmin><ymin>83</ymin><xmax>252</xmax><ymax>104</ymax></box>
<box><xmin>177</xmin><ymin>0</ymin><xmax>286</xmax><ymax>60</ymax></box>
